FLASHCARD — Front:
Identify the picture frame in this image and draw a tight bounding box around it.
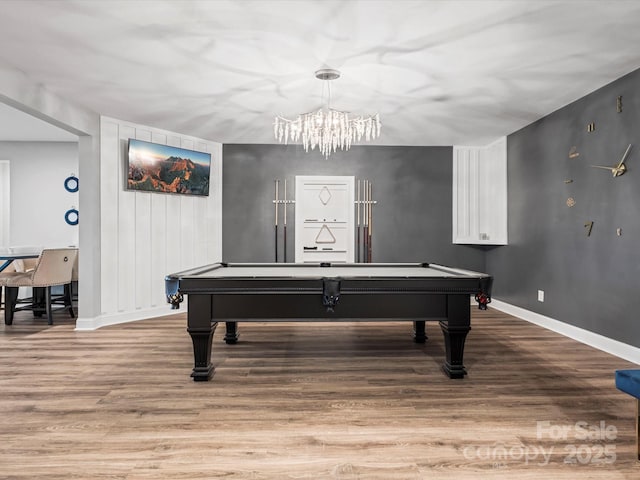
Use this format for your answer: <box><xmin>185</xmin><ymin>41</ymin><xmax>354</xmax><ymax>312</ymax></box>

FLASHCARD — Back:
<box><xmin>126</xmin><ymin>139</ymin><xmax>211</xmax><ymax>196</ymax></box>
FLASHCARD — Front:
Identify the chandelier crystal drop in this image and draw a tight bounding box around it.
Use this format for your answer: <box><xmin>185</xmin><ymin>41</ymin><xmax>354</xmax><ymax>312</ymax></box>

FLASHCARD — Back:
<box><xmin>274</xmin><ymin>69</ymin><xmax>381</xmax><ymax>159</ymax></box>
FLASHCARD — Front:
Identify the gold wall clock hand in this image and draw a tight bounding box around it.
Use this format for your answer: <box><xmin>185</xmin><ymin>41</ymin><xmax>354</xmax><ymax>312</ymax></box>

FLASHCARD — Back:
<box><xmin>591</xmin><ymin>164</ymin><xmax>626</xmax><ymax>177</ymax></box>
<box><xmin>616</xmin><ymin>144</ymin><xmax>632</xmax><ymax>169</ymax></box>
<box><xmin>613</xmin><ymin>164</ymin><xmax>626</xmax><ymax>177</ymax></box>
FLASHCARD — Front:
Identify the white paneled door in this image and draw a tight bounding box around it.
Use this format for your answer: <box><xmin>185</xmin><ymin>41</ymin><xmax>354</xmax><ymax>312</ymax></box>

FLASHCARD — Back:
<box><xmin>295</xmin><ymin>175</ymin><xmax>354</xmax><ymax>263</ymax></box>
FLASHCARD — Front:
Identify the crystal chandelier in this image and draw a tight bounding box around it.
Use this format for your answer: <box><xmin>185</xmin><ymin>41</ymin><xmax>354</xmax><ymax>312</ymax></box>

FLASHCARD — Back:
<box><xmin>274</xmin><ymin>69</ymin><xmax>381</xmax><ymax>158</ymax></box>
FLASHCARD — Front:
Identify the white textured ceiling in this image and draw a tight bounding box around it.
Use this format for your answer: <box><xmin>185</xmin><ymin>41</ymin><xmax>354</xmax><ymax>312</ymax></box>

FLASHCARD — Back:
<box><xmin>1</xmin><ymin>0</ymin><xmax>640</xmax><ymax>146</ymax></box>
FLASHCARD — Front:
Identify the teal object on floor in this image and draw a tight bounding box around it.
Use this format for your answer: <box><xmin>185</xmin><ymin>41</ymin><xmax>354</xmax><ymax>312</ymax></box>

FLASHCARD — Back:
<box><xmin>615</xmin><ymin>369</ymin><xmax>640</xmax><ymax>461</ymax></box>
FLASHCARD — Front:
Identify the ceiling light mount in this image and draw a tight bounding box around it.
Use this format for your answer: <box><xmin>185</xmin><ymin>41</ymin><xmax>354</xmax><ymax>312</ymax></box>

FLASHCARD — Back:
<box><xmin>315</xmin><ymin>68</ymin><xmax>340</xmax><ymax>81</ymax></box>
<box><xmin>274</xmin><ymin>68</ymin><xmax>381</xmax><ymax>159</ymax></box>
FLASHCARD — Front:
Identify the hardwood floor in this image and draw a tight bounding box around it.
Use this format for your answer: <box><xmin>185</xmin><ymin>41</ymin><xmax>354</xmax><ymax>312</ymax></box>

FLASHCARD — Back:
<box><xmin>0</xmin><ymin>307</ymin><xmax>638</xmax><ymax>479</ymax></box>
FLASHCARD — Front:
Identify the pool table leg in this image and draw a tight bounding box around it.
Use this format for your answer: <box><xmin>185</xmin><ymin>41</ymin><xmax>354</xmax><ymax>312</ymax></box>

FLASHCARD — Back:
<box><xmin>187</xmin><ymin>294</ymin><xmax>218</xmax><ymax>381</ymax></box>
<box><xmin>440</xmin><ymin>322</ymin><xmax>470</xmax><ymax>378</ymax></box>
<box><xmin>225</xmin><ymin>321</ymin><xmax>239</xmax><ymax>344</ymax></box>
<box><xmin>413</xmin><ymin>321</ymin><xmax>428</xmax><ymax>343</ymax></box>
<box><xmin>439</xmin><ymin>294</ymin><xmax>471</xmax><ymax>379</ymax></box>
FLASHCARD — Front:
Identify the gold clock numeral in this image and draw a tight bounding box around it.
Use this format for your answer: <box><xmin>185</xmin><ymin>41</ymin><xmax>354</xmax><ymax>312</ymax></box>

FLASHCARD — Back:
<box><xmin>587</xmin><ymin>122</ymin><xmax>595</xmax><ymax>132</ymax></box>
<box><xmin>617</xmin><ymin>96</ymin><xmax>623</xmax><ymax>113</ymax></box>
<box><xmin>568</xmin><ymin>146</ymin><xmax>579</xmax><ymax>159</ymax></box>
<box><xmin>566</xmin><ymin>197</ymin><xmax>576</xmax><ymax>207</ymax></box>
<box><xmin>616</xmin><ymin>228</ymin><xmax>622</xmax><ymax>236</ymax></box>
<box><xmin>584</xmin><ymin>221</ymin><xmax>593</xmax><ymax>236</ymax></box>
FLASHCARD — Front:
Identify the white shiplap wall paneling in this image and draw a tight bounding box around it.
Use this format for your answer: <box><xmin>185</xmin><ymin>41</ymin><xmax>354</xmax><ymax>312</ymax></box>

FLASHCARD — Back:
<box><xmin>99</xmin><ymin>120</ymin><xmax>120</xmax><ymax>315</ymax></box>
<box><xmin>116</xmin><ymin>125</ymin><xmax>137</xmax><ymax>313</ymax></box>
<box><xmin>99</xmin><ymin>116</ymin><xmax>222</xmax><ymax>325</ymax></box>
<box><xmin>165</xmin><ymin>198</ymin><xmax>182</xmax><ymax>275</ymax></box>
<box><xmin>150</xmin><ymin>192</ymin><xmax>167</xmax><ymax>308</ymax></box>
<box><xmin>149</xmin><ymin>133</ymin><xmax>169</xmax><ymax>307</ymax></box>
<box><xmin>134</xmin><ymin>190</ymin><xmax>151</xmax><ymax>310</ymax></box>
<box><xmin>0</xmin><ymin>160</ymin><xmax>10</xmax><ymax>247</ymax></box>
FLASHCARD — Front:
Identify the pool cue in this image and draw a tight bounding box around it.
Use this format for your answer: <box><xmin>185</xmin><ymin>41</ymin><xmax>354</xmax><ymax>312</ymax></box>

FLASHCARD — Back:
<box><xmin>283</xmin><ymin>179</ymin><xmax>287</xmax><ymax>263</ymax></box>
<box><xmin>363</xmin><ymin>180</ymin><xmax>369</xmax><ymax>263</ymax></box>
<box><xmin>362</xmin><ymin>180</ymin><xmax>367</xmax><ymax>263</ymax></box>
<box><xmin>356</xmin><ymin>180</ymin><xmax>360</xmax><ymax>263</ymax></box>
<box><xmin>274</xmin><ymin>179</ymin><xmax>279</xmax><ymax>262</ymax></box>
<box><xmin>368</xmin><ymin>181</ymin><xmax>373</xmax><ymax>263</ymax></box>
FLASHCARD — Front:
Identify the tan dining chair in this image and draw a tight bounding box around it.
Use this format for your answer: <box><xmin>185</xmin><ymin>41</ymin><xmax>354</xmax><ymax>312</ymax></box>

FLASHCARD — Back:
<box><xmin>52</xmin><ymin>250</ymin><xmax>78</xmax><ymax>307</ymax></box>
<box><xmin>1</xmin><ymin>248</ymin><xmax>77</xmax><ymax>325</ymax></box>
<box><xmin>0</xmin><ymin>247</ymin><xmax>13</xmax><ymax>311</ymax></box>
<box><xmin>5</xmin><ymin>246</ymin><xmax>43</xmax><ymax>307</ymax></box>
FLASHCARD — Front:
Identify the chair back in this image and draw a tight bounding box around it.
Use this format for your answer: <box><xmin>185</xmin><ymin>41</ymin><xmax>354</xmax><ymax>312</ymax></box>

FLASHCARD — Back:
<box><xmin>71</xmin><ymin>251</ymin><xmax>79</xmax><ymax>282</ymax></box>
<box><xmin>31</xmin><ymin>248</ymin><xmax>78</xmax><ymax>287</ymax></box>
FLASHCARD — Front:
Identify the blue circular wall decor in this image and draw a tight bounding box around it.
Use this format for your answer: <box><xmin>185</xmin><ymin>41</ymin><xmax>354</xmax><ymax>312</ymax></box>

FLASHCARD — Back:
<box><xmin>64</xmin><ymin>175</ymin><xmax>79</xmax><ymax>192</ymax></box>
<box><xmin>65</xmin><ymin>208</ymin><xmax>79</xmax><ymax>226</ymax></box>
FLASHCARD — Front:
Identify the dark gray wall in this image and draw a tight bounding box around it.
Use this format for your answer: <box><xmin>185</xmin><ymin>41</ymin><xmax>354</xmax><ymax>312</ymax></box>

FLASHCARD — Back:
<box><xmin>223</xmin><ymin>144</ymin><xmax>486</xmax><ymax>270</ymax></box>
<box><xmin>487</xmin><ymin>68</ymin><xmax>640</xmax><ymax>348</ymax></box>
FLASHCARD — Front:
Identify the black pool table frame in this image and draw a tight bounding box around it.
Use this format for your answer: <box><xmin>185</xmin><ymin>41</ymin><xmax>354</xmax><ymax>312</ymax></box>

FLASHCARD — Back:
<box><xmin>165</xmin><ymin>262</ymin><xmax>492</xmax><ymax>381</ymax></box>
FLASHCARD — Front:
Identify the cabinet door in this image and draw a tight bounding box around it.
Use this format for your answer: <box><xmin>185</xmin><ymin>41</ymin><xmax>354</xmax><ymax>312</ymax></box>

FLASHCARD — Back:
<box><xmin>453</xmin><ymin>137</ymin><xmax>508</xmax><ymax>245</ymax></box>
<box><xmin>295</xmin><ymin>176</ymin><xmax>355</xmax><ymax>263</ymax></box>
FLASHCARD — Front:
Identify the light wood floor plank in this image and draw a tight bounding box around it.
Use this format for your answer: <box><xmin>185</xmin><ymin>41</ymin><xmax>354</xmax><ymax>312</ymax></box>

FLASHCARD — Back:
<box><xmin>0</xmin><ymin>308</ymin><xmax>638</xmax><ymax>479</ymax></box>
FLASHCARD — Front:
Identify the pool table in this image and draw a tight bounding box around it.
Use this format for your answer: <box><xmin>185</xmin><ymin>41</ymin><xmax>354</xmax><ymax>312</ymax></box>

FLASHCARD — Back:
<box><xmin>165</xmin><ymin>262</ymin><xmax>492</xmax><ymax>381</ymax></box>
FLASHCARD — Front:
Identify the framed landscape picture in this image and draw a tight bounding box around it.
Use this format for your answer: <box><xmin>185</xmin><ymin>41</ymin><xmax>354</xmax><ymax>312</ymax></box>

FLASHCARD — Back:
<box><xmin>126</xmin><ymin>139</ymin><xmax>211</xmax><ymax>196</ymax></box>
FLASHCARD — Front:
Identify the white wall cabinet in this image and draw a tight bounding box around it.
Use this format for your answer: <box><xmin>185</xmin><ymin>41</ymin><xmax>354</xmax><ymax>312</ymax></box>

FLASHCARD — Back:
<box><xmin>453</xmin><ymin>137</ymin><xmax>508</xmax><ymax>245</ymax></box>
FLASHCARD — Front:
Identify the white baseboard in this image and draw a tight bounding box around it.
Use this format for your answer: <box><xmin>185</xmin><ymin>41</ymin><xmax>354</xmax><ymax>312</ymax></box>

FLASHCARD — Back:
<box><xmin>491</xmin><ymin>299</ymin><xmax>640</xmax><ymax>366</ymax></box>
<box><xmin>74</xmin><ymin>305</ymin><xmax>179</xmax><ymax>331</ymax></box>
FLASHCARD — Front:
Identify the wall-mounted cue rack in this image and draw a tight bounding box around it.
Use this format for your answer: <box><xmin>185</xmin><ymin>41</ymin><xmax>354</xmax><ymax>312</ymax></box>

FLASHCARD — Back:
<box><xmin>273</xmin><ymin>179</ymin><xmax>295</xmax><ymax>262</ymax></box>
<box><xmin>355</xmin><ymin>179</ymin><xmax>376</xmax><ymax>263</ymax></box>
<box><xmin>272</xmin><ymin>177</ymin><xmax>377</xmax><ymax>263</ymax></box>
